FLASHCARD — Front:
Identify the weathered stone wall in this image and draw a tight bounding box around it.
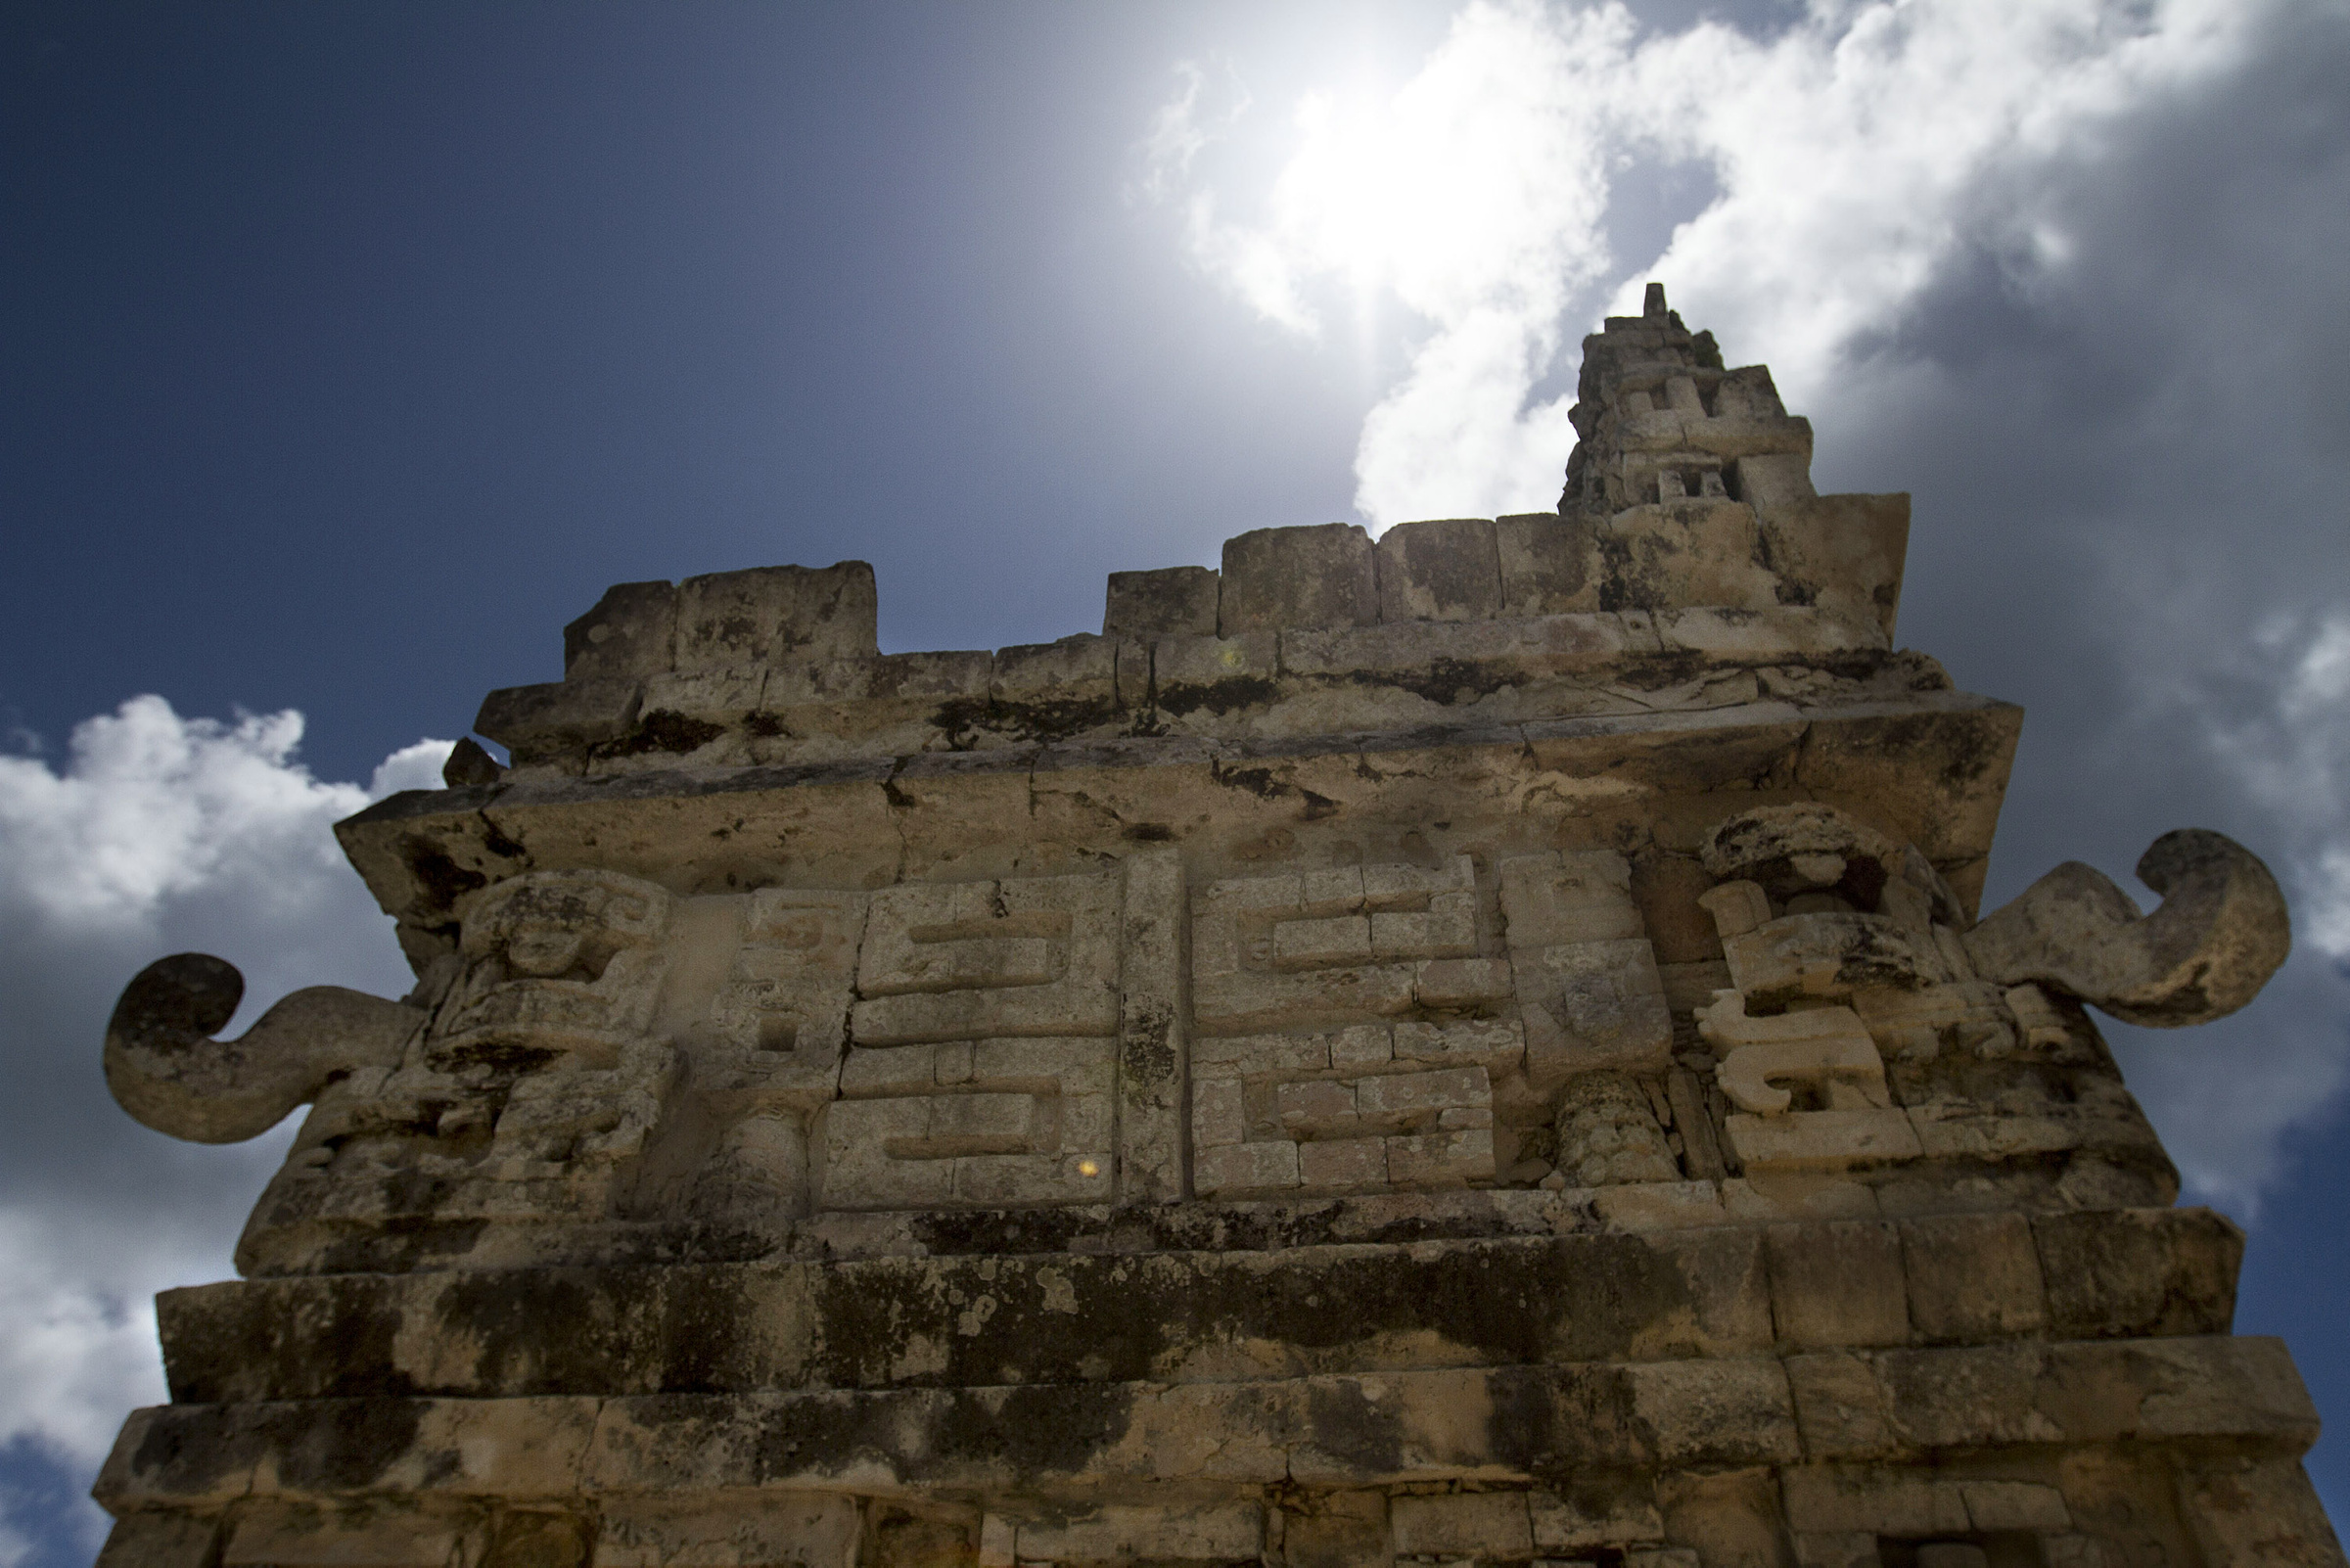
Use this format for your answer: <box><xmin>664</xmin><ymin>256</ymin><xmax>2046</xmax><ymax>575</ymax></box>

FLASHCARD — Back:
<box><xmin>89</xmin><ymin>288</ymin><xmax>2334</xmax><ymax>1568</ymax></box>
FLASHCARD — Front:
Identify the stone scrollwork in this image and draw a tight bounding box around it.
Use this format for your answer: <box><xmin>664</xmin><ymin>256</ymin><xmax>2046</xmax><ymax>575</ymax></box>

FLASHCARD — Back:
<box><xmin>104</xmin><ymin>953</ymin><xmax>426</xmax><ymax>1144</ymax></box>
<box><xmin>1963</xmin><ymin>827</ymin><xmax>2290</xmax><ymax>1027</ymax></box>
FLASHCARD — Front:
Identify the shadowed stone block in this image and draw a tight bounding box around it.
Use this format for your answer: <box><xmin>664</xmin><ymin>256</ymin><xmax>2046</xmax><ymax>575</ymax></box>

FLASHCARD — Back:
<box><xmin>475</xmin><ymin>676</ymin><xmax>641</xmax><ymax>753</ymax></box>
<box><xmin>1218</xmin><ymin>523</ymin><xmax>1377</xmax><ymax>633</ymax></box>
<box><xmin>563</xmin><ymin>579</ymin><xmax>678</xmax><ymax>681</ymax></box>
<box><xmin>673</xmin><ymin>561</ymin><xmax>877</xmax><ymax>672</ymax></box>
<box><xmin>1105</xmin><ymin>565</ymin><xmax>1219</xmax><ymax>637</ymax></box>
<box><xmin>1375</xmin><ymin>517</ymin><xmax>1501</xmax><ymax>622</ymax></box>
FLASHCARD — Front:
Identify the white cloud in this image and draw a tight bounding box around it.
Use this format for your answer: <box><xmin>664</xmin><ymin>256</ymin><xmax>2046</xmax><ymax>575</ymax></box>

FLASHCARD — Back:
<box><xmin>1148</xmin><ymin>0</ymin><xmax>2267</xmax><ymax>525</ymax></box>
<box><xmin>0</xmin><ymin>700</ymin><xmax>448</xmax><ymax>1555</ymax></box>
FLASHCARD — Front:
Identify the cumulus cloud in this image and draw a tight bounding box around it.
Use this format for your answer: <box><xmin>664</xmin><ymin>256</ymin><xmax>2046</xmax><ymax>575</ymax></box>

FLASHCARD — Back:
<box><xmin>1149</xmin><ymin>0</ymin><xmax>2350</xmax><ymax>1207</ymax></box>
<box><xmin>1150</xmin><ymin>0</ymin><xmax>2276</xmax><ymax>523</ymax></box>
<box><xmin>0</xmin><ymin>700</ymin><xmax>446</xmax><ymax>1557</ymax></box>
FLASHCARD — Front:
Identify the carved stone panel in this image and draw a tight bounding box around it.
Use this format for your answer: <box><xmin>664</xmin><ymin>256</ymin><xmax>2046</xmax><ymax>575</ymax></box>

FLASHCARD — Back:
<box><xmin>852</xmin><ymin>874</ymin><xmax>1121</xmax><ymax>1043</ymax></box>
<box><xmin>819</xmin><ymin>1036</ymin><xmax>1114</xmax><ymax>1210</ymax></box>
<box><xmin>706</xmin><ymin>888</ymin><xmax>867</xmax><ymax>1111</ymax></box>
<box><xmin>1190</xmin><ymin>857</ymin><xmax>1521</xmax><ymax>1198</ymax></box>
<box><xmin>1499</xmin><ymin>851</ymin><xmax>1674</xmax><ymax>1089</ymax></box>
<box><xmin>1192</xmin><ymin>856</ymin><xmax>1506</xmax><ymax>1036</ymax></box>
<box><xmin>432</xmin><ymin>869</ymin><xmax>674</xmax><ymax>1069</ymax></box>
<box><xmin>822</xmin><ymin>871</ymin><xmax>1125</xmax><ymax>1211</ymax></box>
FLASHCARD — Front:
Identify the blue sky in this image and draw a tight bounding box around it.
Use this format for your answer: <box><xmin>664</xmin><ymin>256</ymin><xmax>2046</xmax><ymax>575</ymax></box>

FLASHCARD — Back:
<box><xmin>4</xmin><ymin>2</ymin><xmax>2347</xmax><ymax>1562</ymax></box>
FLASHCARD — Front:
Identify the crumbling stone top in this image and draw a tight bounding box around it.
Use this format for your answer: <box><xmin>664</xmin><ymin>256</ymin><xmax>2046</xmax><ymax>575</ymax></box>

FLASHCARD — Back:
<box><xmin>472</xmin><ymin>287</ymin><xmax>1903</xmax><ymax>779</ymax></box>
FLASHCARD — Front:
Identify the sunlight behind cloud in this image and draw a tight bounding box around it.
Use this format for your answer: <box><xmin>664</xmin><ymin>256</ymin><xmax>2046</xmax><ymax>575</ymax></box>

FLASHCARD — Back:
<box><xmin>1146</xmin><ymin>0</ymin><xmax>2264</xmax><ymax>527</ymax></box>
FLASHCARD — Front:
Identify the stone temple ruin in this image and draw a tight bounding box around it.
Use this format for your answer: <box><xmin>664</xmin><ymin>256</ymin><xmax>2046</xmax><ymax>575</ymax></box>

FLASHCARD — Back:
<box><xmin>94</xmin><ymin>286</ymin><xmax>2340</xmax><ymax>1568</ymax></box>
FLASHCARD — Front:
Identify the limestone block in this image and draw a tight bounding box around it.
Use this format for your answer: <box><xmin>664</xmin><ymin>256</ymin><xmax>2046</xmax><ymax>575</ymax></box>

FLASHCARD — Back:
<box><xmin>1147</xmin><ymin>628</ymin><xmax>1277</xmax><ymax>704</ymax></box>
<box><xmin>220</xmin><ymin>1503</ymin><xmax>476</xmax><ymax>1566</ymax></box>
<box><xmin>1903</xmin><ymin>1100</ymin><xmax>2162</xmax><ymax>1164</ymax></box>
<box><xmin>1786</xmin><ymin>1532</ymin><xmax>1879</xmax><ymax>1568</ymax></box>
<box><xmin>1275</xmin><ymin>1491</ymin><xmax>1387</xmax><ymax>1568</ymax></box>
<box><xmin>1500</xmin><ymin>852</ymin><xmax>1648</xmax><ymax>946</ymax></box>
<box><xmin>705</xmin><ymin>888</ymin><xmax>866</xmax><ymax>1109</ymax></box>
<box><xmin>1960</xmin><ymin>1482</ymin><xmax>2072</xmax><ymax>1532</ymax></box>
<box><xmin>1697</xmin><ymin>881</ymin><xmax>1771</xmax><ymax>941</ymax></box>
<box><xmin>1219</xmin><ymin>523</ymin><xmax>1378</xmax><ymax>633</ymax></box>
<box><xmin>1277</xmin><ymin>610</ymin><xmax>1655</xmax><ymax>691</ymax></box>
<box><xmin>1011</xmin><ymin>1501</ymin><xmax>1263</xmax><ymax>1564</ymax></box>
<box><xmin>867</xmin><ymin>647</ymin><xmax>992</xmax><ymax>706</ymax></box>
<box><xmin>1728</xmin><ymin>451</ymin><xmax>1817</xmax><ymax>516</ymax></box>
<box><xmin>476</xmin><ymin>676</ymin><xmax>642</xmax><ymax>755</ymax></box>
<box><xmin>1193</xmin><ymin>1029</ymin><xmax>1336</xmax><ymax>1077</ymax></box>
<box><xmin>1498</xmin><ymin>852</ymin><xmax>1672</xmax><ymax>1086</ymax></box>
<box><xmin>1767</xmin><ymin>1221</ymin><xmax>1910</xmax><ymax>1350</ymax></box>
<box><xmin>1292</xmin><ymin>1135</ymin><xmax>1388</xmax><ymax>1191</ymax></box>
<box><xmin>1726</xmin><ymin>1107</ymin><xmax>1921</xmax><ymax>1173</ymax></box>
<box><xmin>1756</xmin><ymin>492</ymin><xmax>1911</xmax><ymax>641</ymax></box>
<box><xmin>672</xmin><ymin>561</ymin><xmax>878</xmax><ymax>672</ymax></box>
<box><xmin>1655</xmin><ymin>606</ymin><xmax>1884</xmax><ymax>659</ymax></box>
<box><xmin>1783</xmin><ymin>1352</ymin><xmax>1897</xmax><ymax>1460</ymax></box>
<box><xmin>1388</xmin><ymin>1126</ymin><xmax>1496</xmax><ymax>1185</ymax></box>
<box><xmin>1900</xmin><ymin>1212</ymin><xmax>2047</xmax><ymax>1341</ymax></box>
<box><xmin>564</xmin><ymin>579</ymin><xmax>679</xmax><ymax>681</ymax></box>
<box><xmin>852</xmin><ymin>873</ymin><xmax>1121</xmax><ymax>1043</ymax></box>
<box><xmin>1599</xmin><ymin>500</ymin><xmax>1780</xmax><ymax>613</ymax></box>
<box><xmin>639</xmin><ymin>663</ymin><xmax>767</xmax><ymax>725</ymax></box>
<box><xmin>1513</xmin><ymin>939</ymin><xmax>1674</xmax><ymax>1085</ymax></box>
<box><xmin>96</xmin><ymin>1512</ymin><xmax>219</xmax><ymax>1568</ymax></box>
<box><xmin>1529</xmin><ymin>1485</ymin><xmax>1665</xmax><ymax>1551</ymax></box>
<box><xmin>1193</xmin><ymin>1136</ymin><xmax>1301</xmax><ymax>1195</ymax></box>
<box><xmin>1721</xmin><ymin>913</ymin><xmax>1952</xmax><ymax>1005</ymax></box>
<box><xmin>1390</xmin><ymin>1491</ymin><xmax>1534</xmax><ymax>1559</ymax></box>
<box><xmin>597</xmin><ymin>1496</ymin><xmax>864</xmax><ymax>1566</ymax></box>
<box><xmin>992</xmin><ymin>633</ymin><xmax>1118</xmax><ymax>711</ymax></box>
<box><xmin>433</xmin><ymin>870</ymin><xmax>673</xmax><ymax>1069</ymax></box>
<box><xmin>1393</xmin><ymin>1018</ymin><xmax>1524</xmax><ymax>1068</ymax></box>
<box><xmin>2177</xmin><ymin>1455</ymin><xmax>2350</xmax><ymax>1567</ymax></box>
<box><xmin>1104</xmin><ymin>564</ymin><xmax>1220</xmax><ymax>638</ymax></box>
<box><xmin>1780</xmin><ymin>1468</ymin><xmax>1970</xmax><ymax>1536</ymax></box>
<box><xmin>2030</xmin><ymin>1207</ymin><xmax>2242</xmax><ymax>1340</ymax></box>
<box><xmin>1376</xmin><ymin>517</ymin><xmax>1503</xmax><ymax>622</ymax></box>
<box><xmin>1816</xmin><ymin>1336</ymin><xmax>2325</xmax><ymax>1458</ymax></box>
<box><xmin>1702</xmin><ymin>993</ymin><xmax>1888</xmax><ymax>1114</ymax></box>
<box><xmin>818</xmin><ymin>1097</ymin><xmax>954</xmax><ymax>1207</ymax></box>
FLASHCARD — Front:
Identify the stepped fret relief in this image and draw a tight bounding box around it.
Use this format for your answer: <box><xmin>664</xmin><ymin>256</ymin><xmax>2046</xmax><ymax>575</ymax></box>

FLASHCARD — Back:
<box><xmin>1189</xmin><ymin>857</ymin><xmax>1522</xmax><ymax>1197</ymax></box>
<box><xmin>90</xmin><ymin>286</ymin><xmax>2332</xmax><ymax>1568</ymax></box>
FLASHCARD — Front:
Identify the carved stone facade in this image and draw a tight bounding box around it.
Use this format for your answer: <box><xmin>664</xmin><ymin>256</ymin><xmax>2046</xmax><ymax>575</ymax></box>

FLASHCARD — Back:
<box><xmin>93</xmin><ymin>287</ymin><xmax>2332</xmax><ymax>1567</ymax></box>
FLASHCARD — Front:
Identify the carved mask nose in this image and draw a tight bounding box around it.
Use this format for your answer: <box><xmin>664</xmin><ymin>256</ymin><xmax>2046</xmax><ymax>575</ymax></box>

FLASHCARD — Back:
<box><xmin>504</xmin><ymin>928</ymin><xmax>587</xmax><ymax>978</ymax></box>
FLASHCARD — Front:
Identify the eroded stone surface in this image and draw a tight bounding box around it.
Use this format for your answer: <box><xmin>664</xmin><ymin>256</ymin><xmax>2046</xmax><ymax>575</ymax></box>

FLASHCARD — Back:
<box><xmin>92</xmin><ymin>286</ymin><xmax>2337</xmax><ymax>1568</ymax></box>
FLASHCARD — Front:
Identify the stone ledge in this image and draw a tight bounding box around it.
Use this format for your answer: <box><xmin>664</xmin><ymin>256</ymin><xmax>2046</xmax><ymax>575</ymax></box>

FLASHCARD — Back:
<box><xmin>97</xmin><ymin>1338</ymin><xmax>2314</xmax><ymax>1512</ymax></box>
<box><xmin>341</xmin><ymin>695</ymin><xmax>2023</xmax><ymax>933</ymax></box>
<box><xmin>158</xmin><ymin>1209</ymin><xmax>2241</xmax><ymax>1404</ymax></box>
<box><xmin>477</xmin><ymin>606</ymin><xmax>1905</xmax><ymax>771</ymax></box>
